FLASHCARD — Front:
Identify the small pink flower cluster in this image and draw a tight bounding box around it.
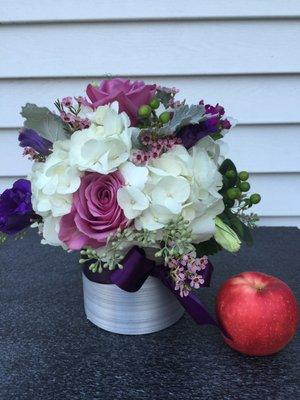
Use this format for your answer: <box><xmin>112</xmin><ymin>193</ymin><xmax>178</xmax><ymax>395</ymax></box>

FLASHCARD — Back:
<box><xmin>131</xmin><ymin>133</ymin><xmax>182</xmax><ymax>165</ymax></box>
<box><xmin>168</xmin><ymin>252</ymin><xmax>209</xmax><ymax>297</ymax></box>
<box><xmin>22</xmin><ymin>147</ymin><xmax>37</xmax><ymax>159</ymax></box>
<box><xmin>59</xmin><ymin>97</ymin><xmax>91</xmax><ymax>131</ymax></box>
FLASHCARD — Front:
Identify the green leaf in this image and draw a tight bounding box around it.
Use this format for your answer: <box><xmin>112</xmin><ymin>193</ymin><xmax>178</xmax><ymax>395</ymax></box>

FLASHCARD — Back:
<box><xmin>156</xmin><ymin>89</ymin><xmax>173</xmax><ymax>108</ymax></box>
<box><xmin>211</xmin><ymin>132</ymin><xmax>223</xmax><ymax>141</ymax></box>
<box><xmin>194</xmin><ymin>238</ymin><xmax>222</xmax><ymax>257</ymax></box>
<box><xmin>21</xmin><ymin>103</ymin><xmax>69</xmax><ymax>142</ymax></box>
<box><xmin>219</xmin><ymin>158</ymin><xmax>237</xmax><ymax>175</ymax></box>
<box><xmin>158</xmin><ymin>104</ymin><xmax>205</xmax><ymax>135</ymax></box>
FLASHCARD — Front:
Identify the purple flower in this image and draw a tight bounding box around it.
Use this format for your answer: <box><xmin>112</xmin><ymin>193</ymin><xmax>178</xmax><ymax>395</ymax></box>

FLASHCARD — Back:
<box><xmin>18</xmin><ymin>128</ymin><xmax>52</xmax><ymax>156</ymax></box>
<box><xmin>0</xmin><ymin>179</ymin><xmax>36</xmax><ymax>234</ymax></box>
<box><xmin>86</xmin><ymin>78</ymin><xmax>156</xmax><ymax>126</ymax></box>
<box><xmin>177</xmin><ymin>117</ymin><xmax>219</xmax><ymax>149</ymax></box>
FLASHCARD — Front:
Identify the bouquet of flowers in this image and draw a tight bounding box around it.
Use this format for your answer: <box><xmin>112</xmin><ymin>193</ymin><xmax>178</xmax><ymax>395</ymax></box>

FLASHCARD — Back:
<box><xmin>0</xmin><ymin>78</ymin><xmax>261</xmax><ymax>301</ymax></box>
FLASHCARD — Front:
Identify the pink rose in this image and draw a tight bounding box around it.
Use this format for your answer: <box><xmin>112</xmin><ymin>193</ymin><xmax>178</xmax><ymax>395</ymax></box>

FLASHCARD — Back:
<box><xmin>59</xmin><ymin>172</ymin><xmax>128</xmax><ymax>250</ymax></box>
<box><xmin>86</xmin><ymin>78</ymin><xmax>156</xmax><ymax>126</ymax></box>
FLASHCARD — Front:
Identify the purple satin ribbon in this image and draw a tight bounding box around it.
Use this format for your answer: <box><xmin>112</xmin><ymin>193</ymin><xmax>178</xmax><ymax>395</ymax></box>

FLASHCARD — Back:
<box><xmin>83</xmin><ymin>246</ymin><xmax>227</xmax><ymax>335</ymax></box>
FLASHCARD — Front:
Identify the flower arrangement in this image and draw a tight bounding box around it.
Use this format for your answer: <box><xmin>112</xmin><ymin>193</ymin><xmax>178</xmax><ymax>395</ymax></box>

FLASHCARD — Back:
<box><xmin>0</xmin><ymin>78</ymin><xmax>261</xmax><ymax>307</ymax></box>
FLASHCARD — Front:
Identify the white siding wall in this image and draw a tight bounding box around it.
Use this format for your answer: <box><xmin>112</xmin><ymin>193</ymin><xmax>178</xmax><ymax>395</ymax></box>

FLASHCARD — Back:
<box><xmin>0</xmin><ymin>0</ymin><xmax>299</xmax><ymax>226</ymax></box>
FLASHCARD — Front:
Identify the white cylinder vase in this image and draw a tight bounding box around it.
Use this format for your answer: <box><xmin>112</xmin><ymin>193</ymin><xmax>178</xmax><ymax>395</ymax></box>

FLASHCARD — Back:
<box><xmin>82</xmin><ymin>274</ymin><xmax>184</xmax><ymax>335</ymax></box>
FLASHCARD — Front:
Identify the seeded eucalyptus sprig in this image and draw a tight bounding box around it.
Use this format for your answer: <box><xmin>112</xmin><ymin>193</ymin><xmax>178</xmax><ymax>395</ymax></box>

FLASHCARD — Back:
<box><xmin>155</xmin><ymin>215</ymin><xmax>195</xmax><ymax>264</ymax></box>
<box><xmin>0</xmin><ymin>233</ymin><xmax>7</xmax><ymax>244</ymax></box>
<box><xmin>79</xmin><ymin>226</ymin><xmax>157</xmax><ymax>273</ymax></box>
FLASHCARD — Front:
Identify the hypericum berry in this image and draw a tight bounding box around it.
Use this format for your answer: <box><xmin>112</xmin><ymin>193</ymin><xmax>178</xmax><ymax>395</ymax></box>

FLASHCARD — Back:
<box><xmin>227</xmin><ymin>188</ymin><xmax>241</xmax><ymax>200</ymax></box>
<box><xmin>225</xmin><ymin>170</ymin><xmax>236</xmax><ymax>179</ymax></box>
<box><xmin>239</xmin><ymin>171</ymin><xmax>249</xmax><ymax>181</ymax></box>
<box><xmin>239</xmin><ymin>181</ymin><xmax>250</xmax><ymax>192</ymax></box>
<box><xmin>138</xmin><ymin>105</ymin><xmax>152</xmax><ymax>118</ymax></box>
<box><xmin>159</xmin><ymin>111</ymin><xmax>170</xmax><ymax>124</ymax></box>
<box><xmin>250</xmin><ymin>193</ymin><xmax>261</xmax><ymax>204</ymax></box>
<box><xmin>149</xmin><ymin>97</ymin><xmax>160</xmax><ymax>109</ymax></box>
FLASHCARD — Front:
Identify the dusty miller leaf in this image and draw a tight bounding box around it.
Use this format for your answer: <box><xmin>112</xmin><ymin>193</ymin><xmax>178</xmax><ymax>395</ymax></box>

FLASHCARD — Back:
<box><xmin>158</xmin><ymin>104</ymin><xmax>206</xmax><ymax>135</ymax></box>
<box><xmin>21</xmin><ymin>103</ymin><xmax>69</xmax><ymax>142</ymax></box>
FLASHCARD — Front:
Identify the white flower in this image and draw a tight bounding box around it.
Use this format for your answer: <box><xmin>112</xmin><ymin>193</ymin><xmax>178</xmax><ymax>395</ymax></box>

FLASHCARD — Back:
<box><xmin>149</xmin><ymin>176</ymin><xmax>190</xmax><ymax>214</ymax></box>
<box><xmin>30</xmin><ymin>140</ymin><xmax>81</xmax><ymax>217</ymax></box>
<box><xmin>134</xmin><ymin>204</ymin><xmax>176</xmax><ymax>231</ymax></box>
<box><xmin>148</xmin><ymin>145</ymin><xmax>191</xmax><ymax>178</ymax></box>
<box><xmin>134</xmin><ymin>140</ymin><xmax>225</xmax><ymax>240</ymax></box>
<box><xmin>41</xmin><ymin>216</ymin><xmax>64</xmax><ymax>247</ymax></box>
<box><xmin>69</xmin><ymin>104</ymin><xmax>135</xmax><ymax>174</ymax></box>
<box><xmin>117</xmin><ymin>162</ymin><xmax>149</xmax><ymax>219</ymax></box>
<box><xmin>214</xmin><ymin>216</ymin><xmax>241</xmax><ymax>252</ymax></box>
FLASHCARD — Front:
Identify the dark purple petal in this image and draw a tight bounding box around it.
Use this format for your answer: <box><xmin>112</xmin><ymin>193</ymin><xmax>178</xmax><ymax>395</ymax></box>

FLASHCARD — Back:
<box><xmin>18</xmin><ymin>128</ymin><xmax>52</xmax><ymax>156</ymax></box>
<box><xmin>177</xmin><ymin>118</ymin><xmax>220</xmax><ymax>149</ymax></box>
<box><xmin>0</xmin><ymin>179</ymin><xmax>36</xmax><ymax>235</ymax></box>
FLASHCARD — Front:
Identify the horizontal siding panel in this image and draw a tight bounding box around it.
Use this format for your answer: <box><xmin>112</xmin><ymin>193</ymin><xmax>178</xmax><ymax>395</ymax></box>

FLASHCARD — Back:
<box><xmin>226</xmin><ymin>125</ymin><xmax>300</xmax><ymax>173</ymax></box>
<box><xmin>1</xmin><ymin>20</ymin><xmax>300</xmax><ymax>78</ymax></box>
<box><xmin>258</xmin><ymin>216</ymin><xmax>300</xmax><ymax>228</ymax></box>
<box><xmin>2</xmin><ymin>125</ymin><xmax>300</xmax><ymax>175</ymax></box>
<box><xmin>1</xmin><ymin>75</ymin><xmax>300</xmax><ymax>127</ymax></box>
<box><xmin>0</xmin><ymin>169</ymin><xmax>299</xmax><ymax>218</ymax></box>
<box><xmin>1</xmin><ymin>0</ymin><xmax>300</xmax><ymax>23</ymax></box>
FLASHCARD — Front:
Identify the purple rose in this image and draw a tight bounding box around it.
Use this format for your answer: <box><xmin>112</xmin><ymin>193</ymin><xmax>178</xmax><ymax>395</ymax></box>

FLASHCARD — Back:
<box><xmin>177</xmin><ymin>117</ymin><xmax>219</xmax><ymax>149</ymax></box>
<box><xmin>86</xmin><ymin>78</ymin><xmax>156</xmax><ymax>126</ymax></box>
<box><xmin>59</xmin><ymin>172</ymin><xmax>128</xmax><ymax>250</ymax></box>
<box><xmin>0</xmin><ymin>179</ymin><xmax>35</xmax><ymax>234</ymax></box>
<box><xmin>18</xmin><ymin>128</ymin><xmax>53</xmax><ymax>156</ymax></box>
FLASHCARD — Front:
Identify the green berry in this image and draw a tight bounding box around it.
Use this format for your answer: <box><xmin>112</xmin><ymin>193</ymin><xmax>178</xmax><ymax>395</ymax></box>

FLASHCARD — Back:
<box><xmin>226</xmin><ymin>188</ymin><xmax>241</xmax><ymax>200</ymax></box>
<box><xmin>250</xmin><ymin>193</ymin><xmax>261</xmax><ymax>204</ymax></box>
<box><xmin>138</xmin><ymin>105</ymin><xmax>152</xmax><ymax>118</ymax></box>
<box><xmin>149</xmin><ymin>97</ymin><xmax>160</xmax><ymax>109</ymax></box>
<box><xmin>159</xmin><ymin>111</ymin><xmax>170</xmax><ymax>124</ymax></box>
<box><xmin>239</xmin><ymin>181</ymin><xmax>250</xmax><ymax>192</ymax></box>
<box><xmin>225</xmin><ymin>170</ymin><xmax>236</xmax><ymax>179</ymax></box>
<box><xmin>239</xmin><ymin>171</ymin><xmax>249</xmax><ymax>181</ymax></box>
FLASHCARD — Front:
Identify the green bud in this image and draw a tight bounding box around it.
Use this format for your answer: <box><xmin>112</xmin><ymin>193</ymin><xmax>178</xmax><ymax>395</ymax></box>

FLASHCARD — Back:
<box><xmin>250</xmin><ymin>193</ymin><xmax>261</xmax><ymax>204</ymax></box>
<box><xmin>138</xmin><ymin>105</ymin><xmax>152</xmax><ymax>118</ymax></box>
<box><xmin>225</xmin><ymin>170</ymin><xmax>236</xmax><ymax>179</ymax></box>
<box><xmin>226</xmin><ymin>187</ymin><xmax>241</xmax><ymax>200</ymax></box>
<box><xmin>239</xmin><ymin>171</ymin><xmax>249</xmax><ymax>181</ymax></box>
<box><xmin>159</xmin><ymin>111</ymin><xmax>170</xmax><ymax>124</ymax></box>
<box><xmin>239</xmin><ymin>181</ymin><xmax>250</xmax><ymax>192</ymax></box>
<box><xmin>149</xmin><ymin>97</ymin><xmax>160</xmax><ymax>109</ymax></box>
<box><xmin>214</xmin><ymin>217</ymin><xmax>241</xmax><ymax>253</ymax></box>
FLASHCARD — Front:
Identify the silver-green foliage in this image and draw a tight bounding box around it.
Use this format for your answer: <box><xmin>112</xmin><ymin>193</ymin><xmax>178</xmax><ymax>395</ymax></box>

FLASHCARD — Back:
<box><xmin>21</xmin><ymin>103</ymin><xmax>69</xmax><ymax>142</ymax></box>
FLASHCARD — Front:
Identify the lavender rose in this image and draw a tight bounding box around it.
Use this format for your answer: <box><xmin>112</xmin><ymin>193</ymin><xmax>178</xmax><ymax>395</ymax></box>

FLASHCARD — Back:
<box><xmin>86</xmin><ymin>78</ymin><xmax>156</xmax><ymax>126</ymax></box>
<box><xmin>59</xmin><ymin>172</ymin><xmax>128</xmax><ymax>250</ymax></box>
<box><xmin>0</xmin><ymin>179</ymin><xmax>35</xmax><ymax>234</ymax></box>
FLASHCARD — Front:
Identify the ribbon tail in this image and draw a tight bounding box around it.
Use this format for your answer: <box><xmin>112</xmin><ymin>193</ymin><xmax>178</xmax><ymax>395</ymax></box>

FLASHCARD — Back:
<box><xmin>152</xmin><ymin>267</ymin><xmax>230</xmax><ymax>338</ymax></box>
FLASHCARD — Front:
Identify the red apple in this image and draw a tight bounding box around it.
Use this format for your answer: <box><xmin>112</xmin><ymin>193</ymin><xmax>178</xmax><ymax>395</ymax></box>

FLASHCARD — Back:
<box><xmin>216</xmin><ymin>271</ymin><xmax>299</xmax><ymax>356</ymax></box>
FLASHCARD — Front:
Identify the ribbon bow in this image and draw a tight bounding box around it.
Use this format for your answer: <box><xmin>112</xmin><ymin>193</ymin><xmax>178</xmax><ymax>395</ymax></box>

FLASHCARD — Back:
<box><xmin>83</xmin><ymin>246</ymin><xmax>226</xmax><ymax>335</ymax></box>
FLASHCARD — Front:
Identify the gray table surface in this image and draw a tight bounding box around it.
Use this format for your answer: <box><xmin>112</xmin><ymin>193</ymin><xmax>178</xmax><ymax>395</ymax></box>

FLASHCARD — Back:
<box><xmin>0</xmin><ymin>227</ymin><xmax>299</xmax><ymax>400</ymax></box>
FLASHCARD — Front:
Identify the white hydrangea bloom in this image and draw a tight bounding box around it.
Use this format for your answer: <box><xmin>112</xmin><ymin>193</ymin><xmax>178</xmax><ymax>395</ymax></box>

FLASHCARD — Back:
<box><xmin>30</xmin><ymin>140</ymin><xmax>81</xmax><ymax>217</ymax></box>
<box><xmin>69</xmin><ymin>103</ymin><xmax>135</xmax><ymax>174</ymax></box>
<box><xmin>117</xmin><ymin>162</ymin><xmax>149</xmax><ymax>219</ymax></box>
<box><xmin>41</xmin><ymin>216</ymin><xmax>65</xmax><ymax>247</ymax></box>
<box><xmin>131</xmin><ymin>140</ymin><xmax>224</xmax><ymax>242</ymax></box>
